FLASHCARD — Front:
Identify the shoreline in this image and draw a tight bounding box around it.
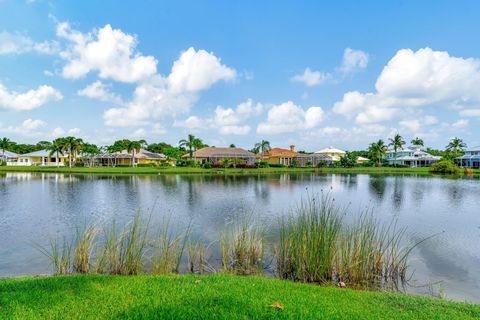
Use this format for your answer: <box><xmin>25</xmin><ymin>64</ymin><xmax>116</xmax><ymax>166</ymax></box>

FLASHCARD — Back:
<box><xmin>1</xmin><ymin>165</ymin><xmax>478</xmax><ymax>176</ymax></box>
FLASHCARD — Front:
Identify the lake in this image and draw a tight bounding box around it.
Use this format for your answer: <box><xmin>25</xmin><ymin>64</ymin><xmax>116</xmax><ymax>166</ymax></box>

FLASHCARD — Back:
<box><xmin>0</xmin><ymin>172</ymin><xmax>479</xmax><ymax>302</ymax></box>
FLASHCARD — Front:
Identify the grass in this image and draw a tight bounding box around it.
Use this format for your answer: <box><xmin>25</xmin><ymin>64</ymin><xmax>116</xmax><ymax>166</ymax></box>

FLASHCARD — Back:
<box><xmin>2</xmin><ymin>165</ymin><xmax>479</xmax><ymax>176</ymax></box>
<box><xmin>276</xmin><ymin>194</ymin><xmax>409</xmax><ymax>289</ymax></box>
<box><xmin>0</xmin><ymin>273</ymin><xmax>479</xmax><ymax>319</ymax></box>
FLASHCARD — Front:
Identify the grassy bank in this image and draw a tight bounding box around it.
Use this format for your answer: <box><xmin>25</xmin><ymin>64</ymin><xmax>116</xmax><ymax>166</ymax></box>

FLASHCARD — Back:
<box><xmin>1</xmin><ymin>165</ymin><xmax>476</xmax><ymax>176</ymax></box>
<box><xmin>0</xmin><ymin>274</ymin><xmax>478</xmax><ymax>319</ymax></box>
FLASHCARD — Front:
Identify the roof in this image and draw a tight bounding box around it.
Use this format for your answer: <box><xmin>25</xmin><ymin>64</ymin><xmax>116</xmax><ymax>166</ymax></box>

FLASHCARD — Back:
<box><xmin>19</xmin><ymin>149</ymin><xmax>65</xmax><ymax>157</ymax></box>
<box><xmin>315</xmin><ymin>146</ymin><xmax>346</xmax><ymax>154</ymax></box>
<box><xmin>97</xmin><ymin>148</ymin><xmax>166</xmax><ymax>160</ymax></box>
<box><xmin>357</xmin><ymin>156</ymin><xmax>370</xmax><ymax>161</ymax></box>
<box><xmin>0</xmin><ymin>150</ymin><xmax>18</xmax><ymax>158</ymax></box>
<box><xmin>262</xmin><ymin>147</ymin><xmax>297</xmax><ymax>158</ymax></box>
<box><xmin>295</xmin><ymin>153</ymin><xmax>336</xmax><ymax>161</ymax></box>
<box><xmin>465</xmin><ymin>146</ymin><xmax>480</xmax><ymax>152</ymax></box>
<box><xmin>186</xmin><ymin>147</ymin><xmax>256</xmax><ymax>158</ymax></box>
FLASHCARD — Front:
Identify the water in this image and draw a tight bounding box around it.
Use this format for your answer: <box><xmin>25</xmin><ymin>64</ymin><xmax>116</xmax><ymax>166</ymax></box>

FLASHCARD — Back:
<box><xmin>0</xmin><ymin>172</ymin><xmax>479</xmax><ymax>302</ymax></box>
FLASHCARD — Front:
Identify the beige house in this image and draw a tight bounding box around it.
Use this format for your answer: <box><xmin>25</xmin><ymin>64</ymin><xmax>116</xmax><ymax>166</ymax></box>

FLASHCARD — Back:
<box><xmin>95</xmin><ymin>148</ymin><xmax>167</xmax><ymax>166</ymax></box>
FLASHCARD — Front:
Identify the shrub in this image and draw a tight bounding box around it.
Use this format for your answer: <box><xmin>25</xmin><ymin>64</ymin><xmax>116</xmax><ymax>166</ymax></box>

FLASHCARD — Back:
<box><xmin>316</xmin><ymin>160</ymin><xmax>328</xmax><ymax>168</ymax></box>
<box><xmin>430</xmin><ymin>160</ymin><xmax>460</xmax><ymax>174</ymax></box>
<box><xmin>464</xmin><ymin>168</ymin><xmax>474</xmax><ymax>175</ymax></box>
<box><xmin>212</xmin><ymin>163</ymin><xmax>224</xmax><ymax>169</ymax></box>
<box><xmin>0</xmin><ymin>159</ymin><xmax>6</xmax><ymax>166</ymax></box>
<box><xmin>269</xmin><ymin>163</ymin><xmax>285</xmax><ymax>168</ymax></box>
<box><xmin>256</xmin><ymin>161</ymin><xmax>269</xmax><ymax>168</ymax></box>
<box><xmin>202</xmin><ymin>162</ymin><xmax>212</xmax><ymax>169</ymax></box>
<box><xmin>176</xmin><ymin>159</ymin><xmax>197</xmax><ymax>167</ymax></box>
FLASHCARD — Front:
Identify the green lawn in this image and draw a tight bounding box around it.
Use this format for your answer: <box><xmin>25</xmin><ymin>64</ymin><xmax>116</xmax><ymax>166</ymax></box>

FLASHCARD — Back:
<box><xmin>0</xmin><ymin>274</ymin><xmax>478</xmax><ymax>319</ymax></box>
<box><xmin>1</xmin><ymin>165</ymin><xmax>475</xmax><ymax>176</ymax></box>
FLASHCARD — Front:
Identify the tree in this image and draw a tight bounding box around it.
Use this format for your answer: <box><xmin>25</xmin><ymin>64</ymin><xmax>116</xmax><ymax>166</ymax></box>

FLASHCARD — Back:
<box><xmin>126</xmin><ymin>140</ymin><xmax>142</xmax><ymax>167</ymax></box>
<box><xmin>48</xmin><ymin>138</ymin><xmax>65</xmax><ymax>168</ymax></box>
<box><xmin>61</xmin><ymin>136</ymin><xmax>84</xmax><ymax>168</ymax></box>
<box><xmin>229</xmin><ymin>144</ymin><xmax>236</xmax><ymax>148</ymax></box>
<box><xmin>339</xmin><ymin>151</ymin><xmax>357</xmax><ymax>168</ymax></box>
<box><xmin>411</xmin><ymin>137</ymin><xmax>424</xmax><ymax>148</ymax></box>
<box><xmin>388</xmin><ymin>133</ymin><xmax>405</xmax><ymax>153</ymax></box>
<box><xmin>179</xmin><ymin>134</ymin><xmax>199</xmax><ymax>160</ymax></box>
<box><xmin>446</xmin><ymin>137</ymin><xmax>467</xmax><ymax>153</ymax></box>
<box><xmin>368</xmin><ymin>140</ymin><xmax>388</xmax><ymax>166</ymax></box>
<box><xmin>0</xmin><ymin>137</ymin><xmax>11</xmax><ymax>160</ymax></box>
<box><xmin>81</xmin><ymin>143</ymin><xmax>100</xmax><ymax>167</ymax></box>
<box><xmin>254</xmin><ymin>140</ymin><xmax>271</xmax><ymax>155</ymax></box>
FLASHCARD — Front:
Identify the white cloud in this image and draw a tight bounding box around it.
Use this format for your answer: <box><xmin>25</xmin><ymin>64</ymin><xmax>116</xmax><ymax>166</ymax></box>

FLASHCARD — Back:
<box><xmin>0</xmin><ymin>31</ymin><xmax>59</xmax><ymax>55</ymax></box>
<box><xmin>173</xmin><ymin>116</ymin><xmax>204</xmax><ymax>130</ymax></box>
<box><xmin>0</xmin><ymin>83</ymin><xmax>62</xmax><ymax>111</ymax></box>
<box><xmin>104</xmin><ymin>47</ymin><xmax>236</xmax><ymax>126</ymax></box>
<box><xmin>219</xmin><ymin>125</ymin><xmax>251</xmax><ymax>135</ymax></box>
<box><xmin>340</xmin><ymin>48</ymin><xmax>369</xmax><ymax>74</ymax></box>
<box><xmin>334</xmin><ymin>47</ymin><xmax>480</xmax><ymax>124</ymax></box>
<box><xmin>57</xmin><ymin>23</ymin><xmax>157</xmax><ymax>83</ymax></box>
<box><xmin>399</xmin><ymin>116</ymin><xmax>438</xmax><ymax>132</ymax></box>
<box><xmin>167</xmin><ymin>47</ymin><xmax>236</xmax><ymax>93</ymax></box>
<box><xmin>291</xmin><ymin>68</ymin><xmax>331</xmax><ymax>86</ymax></box>
<box><xmin>77</xmin><ymin>81</ymin><xmax>122</xmax><ymax>103</ymax></box>
<box><xmin>131</xmin><ymin>128</ymin><xmax>147</xmax><ymax>139</ymax></box>
<box><xmin>452</xmin><ymin>119</ymin><xmax>469</xmax><ymax>128</ymax></box>
<box><xmin>460</xmin><ymin>109</ymin><xmax>480</xmax><ymax>117</ymax></box>
<box><xmin>0</xmin><ymin>118</ymin><xmax>47</xmax><ymax>136</ymax></box>
<box><xmin>257</xmin><ymin>101</ymin><xmax>324</xmax><ymax>134</ymax></box>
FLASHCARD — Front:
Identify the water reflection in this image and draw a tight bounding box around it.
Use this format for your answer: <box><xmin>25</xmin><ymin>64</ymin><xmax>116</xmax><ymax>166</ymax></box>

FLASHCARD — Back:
<box><xmin>1</xmin><ymin>172</ymin><xmax>480</xmax><ymax>303</ymax></box>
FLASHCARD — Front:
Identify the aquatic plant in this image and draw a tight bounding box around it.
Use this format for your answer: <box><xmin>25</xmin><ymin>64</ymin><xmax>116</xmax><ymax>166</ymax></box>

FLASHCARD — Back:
<box><xmin>276</xmin><ymin>194</ymin><xmax>411</xmax><ymax>289</ymax></box>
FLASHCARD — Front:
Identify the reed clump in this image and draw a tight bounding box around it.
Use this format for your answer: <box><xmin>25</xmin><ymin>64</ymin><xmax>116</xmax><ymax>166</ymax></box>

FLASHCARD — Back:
<box><xmin>220</xmin><ymin>213</ymin><xmax>265</xmax><ymax>275</ymax></box>
<box><xmin>276</xmin><ymin>194</ymin><xmax>410</xmax><ymax>289</ymax></box>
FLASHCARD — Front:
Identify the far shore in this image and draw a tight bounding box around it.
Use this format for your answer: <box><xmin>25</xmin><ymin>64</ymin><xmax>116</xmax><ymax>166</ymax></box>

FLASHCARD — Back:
<box><xmin>1</xmin><ymin>165</ymin><xmax>479</xmax><ymax>176</ymax></box>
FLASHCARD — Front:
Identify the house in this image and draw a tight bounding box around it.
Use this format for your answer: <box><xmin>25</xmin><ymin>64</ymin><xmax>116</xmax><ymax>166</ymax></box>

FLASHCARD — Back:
<box><xmin>315</xmin><ymin>147</ymin><xmax>346</xmax><ymax>162</ymax></box>
<box><xmin>7</xmin><ymin>149</ymin><xmax>69</xmax><ymax>166</ymax></box>
<box><xmin>457</xmin><ymin>146</ymin><xmax>480</xmax><ymax>168</ymax></box>
<box><xmin>260</xmin><ymin>145</ymin><xmax>298</xmax><ymax>166</ymax></box>
<box><xmin>385</xmin><ymin>147</ymin><xmax>440</xmax><ymax>167</ymax></box>
<box><xmin>357</xmin><ymin>156</ymin><xmax>370</xmax><ymax>164</ymax></box>
<box><xmin>295</xmin><ymin>153</ymin><xmax>336</xmax><ymax>167</ymax></box>
<box><xmin>95</xmin><ymin>148</ymin><xmax>167</xmax><ymax>166</ymax></box>
<box><xmin>184</xmin><ymin>147</ymin><xmax>256</xmax><ymax>165</ymax></box>
<box><xmin>1</xmin><ymin>150</ymin><xmax>18</xmax><ymax>163</ymax></box>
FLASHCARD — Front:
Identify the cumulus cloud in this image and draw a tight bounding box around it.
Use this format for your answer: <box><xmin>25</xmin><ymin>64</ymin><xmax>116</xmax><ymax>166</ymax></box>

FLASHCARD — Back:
<box><xmin>257</xmin><ymin>101</ymin><xmax>324</xmax><ymax>134</ymax></box>
<box><xmin>0</xmin><ymin>31</ymin><xmax>59</xmax><ymax>55</ymax></box>
<box><xmin>340</xmin><ymin>48</ymin><xmax>369</xmax><ymax>74</ymax></box>
<box><xmin>333</xmin><ymin>47</ymin><xmax>480</xmax><ymax>124</ymax></box>
<box><xmin>104</xmin><ymin>47</ymin><xmax>236</xmax><ymax>126</ymax></box>
<box><xmin>291</xmin><ymin>68</ymin><xmax>331</xmax><ymax>86</ymax></box>
<box><xmin>77</xmin><ymin>81</ymin><xmax>122</xmax><ymax>103</ymax></box>
<box><xmin>57</xmin><ymin>22</ymin><xmax>158</xmax><ymax>83</ymax></box>
<box><xmin>0</xmin><ymin>83</ymin><xmax>62</xmax><ymax>111</ymax></box>
<box><xmin>173</xmin><ymin>116</ymin><xmax>204</xmax><ymax>130</ymax></box>
<box><xmin>0</xmin><ymin>118</ymin><xmax>47</xmax><ymax>136</ymax></box>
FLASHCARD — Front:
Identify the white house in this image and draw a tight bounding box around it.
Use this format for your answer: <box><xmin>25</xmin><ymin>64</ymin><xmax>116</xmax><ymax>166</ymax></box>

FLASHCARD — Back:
<box><xmin>385</xmin><ymin>146</ymin><xmax>440</xmax><ymax>167</ymax></box>
<box><xmin>8</xmin><ymin>150</ymin><xmax>68</xmax><ymax>166</ymax></box>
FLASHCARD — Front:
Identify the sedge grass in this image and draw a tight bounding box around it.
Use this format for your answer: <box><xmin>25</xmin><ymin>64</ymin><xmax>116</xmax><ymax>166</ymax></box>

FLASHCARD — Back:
<box><xmin>276</xmin><ymin>194</ymin><xmax>412</xmax><ymax>290</ymax></box>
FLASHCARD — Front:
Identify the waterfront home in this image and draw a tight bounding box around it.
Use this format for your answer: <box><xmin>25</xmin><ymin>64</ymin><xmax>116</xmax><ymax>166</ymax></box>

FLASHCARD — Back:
<box><xmin>95</xmin><ymin>148</ymin><xmax>167</xmax><ymax>167</ymax></box>
<box><xmin>1</xmin><ymin>150</ymin><xmax>18</xmax><ymax>163</ymax></box>
<box><xmin>7</xmin><ymin>149</ymin><xmax>68</xmax><ymax>166</ymax></box>
<box><xmin>357</xmin><ymin>156</ymin><xmax>370</xmax><ymax>164</ymax></box>
<box><xmin>457</xmin><ymin>146</ymin><xmax>480</xmax><ymax>168</ymax></box>
<box><xmin>315</xmin><ymin>147</ymin><xmax>346</xmax><ymax>162</ymax></box>
<box><xmin>184</xmin><ymin>147</ymin><xmax>256</xmax><ymax>165</ymax></box>
<box><xmin>385</xmin><ymin>146</ymin><xmax>440</xmax><ymax>167</ymax></box>
<box><xmin>295</xmin><ymin>153</ymin><xmax>336</xmax><ymax>167</ymax></box>
<box><xmin>260</xmin><ymin>145</ymin><xmax>298</xmax><ymax>166</ymax></box>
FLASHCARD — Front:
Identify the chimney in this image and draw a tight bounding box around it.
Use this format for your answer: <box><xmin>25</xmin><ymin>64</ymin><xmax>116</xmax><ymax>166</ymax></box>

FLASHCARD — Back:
<box><xmin>290</xmin><ymin>145</ymin><xmax>295</xmax><ymax>152</ymax></box>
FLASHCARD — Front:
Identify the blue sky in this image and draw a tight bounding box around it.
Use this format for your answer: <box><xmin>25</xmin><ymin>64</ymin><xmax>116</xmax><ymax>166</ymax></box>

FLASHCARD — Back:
<box><xmin>1</xmin><ymin>0</ymin><xmax>479</xmax><ymax>150</ymax></box>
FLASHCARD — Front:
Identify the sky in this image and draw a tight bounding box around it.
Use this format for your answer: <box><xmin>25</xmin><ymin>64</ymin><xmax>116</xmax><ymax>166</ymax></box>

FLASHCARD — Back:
<box><xmin>1</xmin><ymin>0</ymin><xmax>480</xmax><ymax>151</ymax></box>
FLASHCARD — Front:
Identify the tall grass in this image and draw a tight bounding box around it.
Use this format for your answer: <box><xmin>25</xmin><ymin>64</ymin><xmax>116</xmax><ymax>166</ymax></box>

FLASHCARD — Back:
<box><xmin>220</xmin><ymin>212</ymin><xmax>265</xmax><ymax>275</ymax></box>
<box><xmin>73</xmin><ymin>224</ymin><xmax>97</xmax><ymax>274</ymax></box>
<box><xmin>276</xmin><ymin>194</ymin><xmax>411</xmax><ymax>289</ymax></box>
<box><xmin>36</xmin><ymin>237</ymin><xmax>72</xmax><ymax>275</ymax></box>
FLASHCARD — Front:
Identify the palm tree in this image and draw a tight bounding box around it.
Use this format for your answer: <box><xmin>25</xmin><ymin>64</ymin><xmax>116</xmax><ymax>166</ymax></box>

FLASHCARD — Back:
<box><xmin>254</xmin><ymin>140</ymin><xmax>271</xmax><ymax>155</ymax></box>
<box><xmin>126</xmin><ymin>140</ymin><xmax>142</xmax><ymax>167</ymax></box>
<box><xmin>179</xmin><ymin>134</ymin><xmax>197</xmax><ymax>160</ymax></box>
<box><xmin>48</xmin><ymin>138</ymin><xmax>65</xmax><ymax>168</ymax></box>
<box><xmin>369</xmin><ymin>139</ymin><xmax>388</xmax><ymax>166</ymax></box>
<box><xmin>388</xmin><ymin>133</ymin><xmax>405</xmax><ymax>153</ymax></box>
<box><xmin>61</xmin><ymin>136</ymin><xmax>84</xmax><ymax>168</ymax></box>
<box><xmin>411</xmin><ymin>137</ymin><xmax>424</xmax><ymax>148</ymax></box>
<box><xmin>446</xmin><ymin>137</ymin><xmax>467</xmax><ymax>153</ymax></box>
<box><xmin>0</xmin><ymin>137</ymin><xmax>11</xmax><ymax>160</ymax></box>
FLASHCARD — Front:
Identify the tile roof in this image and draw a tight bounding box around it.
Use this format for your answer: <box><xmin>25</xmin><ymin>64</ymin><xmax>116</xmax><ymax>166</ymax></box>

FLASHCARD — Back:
<box><xmin>262</xmin><ymin>148</ymin><xmax>298</xmax><ymax>158</ymax></box>
<box><xmin>187</xmin><ymin>147</ymin><xmax>256</xmax><ymax>158</ymax></box>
